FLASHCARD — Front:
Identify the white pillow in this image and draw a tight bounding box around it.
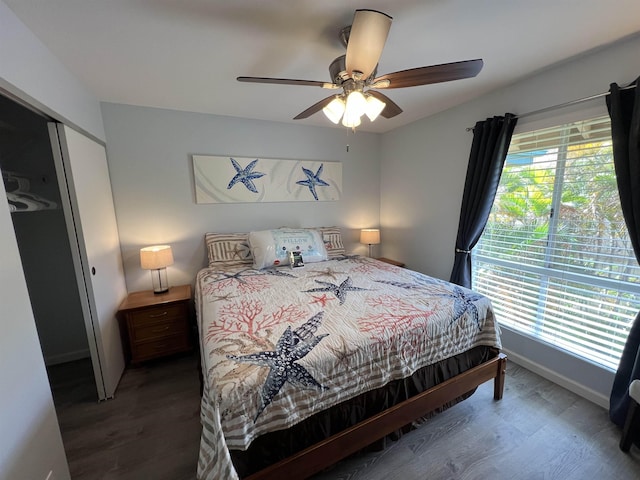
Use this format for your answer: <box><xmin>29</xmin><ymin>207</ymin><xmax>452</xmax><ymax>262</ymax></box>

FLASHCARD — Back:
<box><xmin>249</xmin><ymin>228</ymin><xmax>328</xmax><ymax>269</ymax></box>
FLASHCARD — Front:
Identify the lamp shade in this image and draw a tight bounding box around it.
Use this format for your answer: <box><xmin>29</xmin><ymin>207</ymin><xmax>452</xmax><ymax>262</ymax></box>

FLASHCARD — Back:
<box><xmin>140</xmin><ymin>245</ymin><xmax>174</xmax><ymax>270</ymax></box>
<box><xmin>323</xmin><ymin>97</ymin><xmax>346</xmax><ymax>124</ymax></box>
<box><xmin>365</xmin><ymin>95</ymin><xmax>386</xmax><ymax>122</ymax></box>
<box><xmin>360</xmin><ymin>229</ymin><xmax>380</xmax><ymax>245</ymax></box>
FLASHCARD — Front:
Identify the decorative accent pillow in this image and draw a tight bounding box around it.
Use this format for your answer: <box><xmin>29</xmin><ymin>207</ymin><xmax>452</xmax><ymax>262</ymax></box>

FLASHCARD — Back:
<box><xmin>317</xmin><ymin>226</ymin><xmax>345</xmax><ymax>258</ymax></box>
<box><xmin>249</xmin><ymin>228</ymin><xmax>328</xmax><ymax>269</ymax></box>
<box><xmin>205</xmin><ymin>233</ymin><xmax>253</xmax><ymax>267</ymax></box>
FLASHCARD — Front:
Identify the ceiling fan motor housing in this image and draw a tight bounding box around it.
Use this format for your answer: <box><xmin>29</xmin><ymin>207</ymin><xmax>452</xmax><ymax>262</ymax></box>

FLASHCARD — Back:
<box><xmin>329</xmin><ymin>55</ymin><xmax>376</xmax><ymax>87</ymax></box>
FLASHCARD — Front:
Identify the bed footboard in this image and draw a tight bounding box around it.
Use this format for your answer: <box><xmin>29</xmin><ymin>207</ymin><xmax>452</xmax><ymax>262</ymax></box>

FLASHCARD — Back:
<box><xmin>245</xmin><ymin>352</ymin><xmax>507</xmax><ymax>480</ymax></box>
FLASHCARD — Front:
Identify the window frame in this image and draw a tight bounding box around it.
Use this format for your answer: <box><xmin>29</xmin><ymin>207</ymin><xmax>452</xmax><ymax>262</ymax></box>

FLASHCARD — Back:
<box><xmin>472</xmin><ymin>112</ymin><xmax>640</xmax><ymax>372</ymax></box>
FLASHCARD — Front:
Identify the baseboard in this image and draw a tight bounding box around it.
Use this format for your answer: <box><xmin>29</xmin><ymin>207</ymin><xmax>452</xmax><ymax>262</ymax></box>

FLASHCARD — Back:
<box><xmin>45</xmin><ymin>349</ymin><xmax>90</xmax><ymax>366</ymax></box>
<box><xmin>502</xmin><ymin>347</ymin><xmax>609</xmax><ymax>409</ymax></box>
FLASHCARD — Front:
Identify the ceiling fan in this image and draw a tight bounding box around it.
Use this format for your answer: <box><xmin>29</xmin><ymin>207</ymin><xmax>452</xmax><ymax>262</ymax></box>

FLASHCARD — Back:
<box><xmin>237</xmin><ymin>9</ymin><xmax>483</xmax><ymax>129</ymax></box>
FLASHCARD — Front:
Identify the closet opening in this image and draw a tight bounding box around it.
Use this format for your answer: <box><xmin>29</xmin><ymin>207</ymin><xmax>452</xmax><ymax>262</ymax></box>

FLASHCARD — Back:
<box><xmin>0</xmin><ymin>92</ymin><xmax>97</xmax><ymax>403</ymax></box>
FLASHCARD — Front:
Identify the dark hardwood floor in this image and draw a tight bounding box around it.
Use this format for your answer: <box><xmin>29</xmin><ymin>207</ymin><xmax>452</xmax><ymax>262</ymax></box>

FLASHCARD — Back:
<box><xmin>48</xmin><ymin>354</ymin><xmax>202</xmax><ymax>480</ymax></box>
<box><xmin>48</xmin><ymin>354</ymin><xmax>640</xmax><ymax>479</ymax></box>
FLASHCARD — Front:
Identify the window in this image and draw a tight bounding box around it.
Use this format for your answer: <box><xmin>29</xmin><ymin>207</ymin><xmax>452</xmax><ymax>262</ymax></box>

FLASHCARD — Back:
<box><xmin>473</xmin><ymin>116</ymin><xmax>640</xmax><ymax>370</ymax></box>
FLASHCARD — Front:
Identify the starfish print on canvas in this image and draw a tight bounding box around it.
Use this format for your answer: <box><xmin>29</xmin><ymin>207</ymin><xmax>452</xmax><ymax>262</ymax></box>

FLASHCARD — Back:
<box><xmin>303</xmin><ymin>276</ymin><xmax>368</xmax><ymax>305</ymax></box>
<box><xmin>227</xmin><ymin>158</ymin><xmax>266</xmax><ymax>193</ymax></box>
<box><xmin>296</xmin><ymin>164</ymin><xmax>330</xmax><ymax>201</ymax></box>
<box><xmin>227</xmin><ymin>312</ymin><xmax>329</xmax><ymax>420</ymax></box>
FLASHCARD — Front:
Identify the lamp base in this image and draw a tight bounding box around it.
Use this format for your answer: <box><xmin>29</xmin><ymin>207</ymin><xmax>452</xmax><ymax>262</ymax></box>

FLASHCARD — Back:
<box><xmin>150</xmin><ymin>268</ymin><xmax>170</xmax><ymax>294</ymax></box>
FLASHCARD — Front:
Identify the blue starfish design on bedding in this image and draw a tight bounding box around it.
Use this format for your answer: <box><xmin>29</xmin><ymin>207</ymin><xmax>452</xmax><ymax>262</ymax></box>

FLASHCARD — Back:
<box><xmin>205</xmin><ymin>268</ymin><xmax>296</xmax><ymax>285</ymax></box>
<box><xmin>207</xmin><ymin>270</ymin><xmax>256</xmax><ymax>284</ymax></box>
<box><xmin>375</xmin><ymin>273</ymin><xmax>447</xmax><ymax>290</ymax></box>
<box><xmin>296</xmin><ymin>164</ymin><xmax>330</xmax><ymax>201</ymax></box>
<box><xmin>262</xmin><ymin>268</ymin><xmax>297</xmax><ymax>278</ymax></box>
<box><xmin>303</xmin><ymin>276</ymin><xmax>368</xmax><ymax>305</ymax></box>
<box><xmin>434</xmin><ymin>286</ymin><xmax>484</xmax><ymax>330</ymax></box>
<box><xmin>227</xmin><ymin>158</ymin><xmax>266</xmax><ymax>193</ymax></box>
<box><xmin>227</xmin><ymin>312</ymin><xmax>329</xmax><ymax>421</ymax></box>
<box><xmin>375</xmin><ymin>280</ymin><xmax>424</xmax><ymax>290</ymax></box>
<box><xmin>335</xmin><ymin>254</ymin><xmax>370</xmax><ymax>264</ymax></box>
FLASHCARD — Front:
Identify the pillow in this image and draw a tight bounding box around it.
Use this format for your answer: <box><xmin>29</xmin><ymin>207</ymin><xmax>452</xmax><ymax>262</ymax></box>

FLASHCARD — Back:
<box><xmin>205</xmin><ymin>233</ymin><xmax>253</xmax><ymax>267</ymax></box>
<box><xmin>249</xmin><ymin>228</ymin><xmax>328</xmax><ymax>269</ymax></box>
<box><xmin>317</xmin><ymin>226</ymin><xmax>345</xmax><ymax>258</ymax></box>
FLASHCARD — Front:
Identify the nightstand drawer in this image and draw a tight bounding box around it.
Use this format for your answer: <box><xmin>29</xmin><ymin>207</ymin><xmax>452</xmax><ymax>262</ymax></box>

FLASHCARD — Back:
<box><xmin>133</xmin><ymin>334</ymin><xmax>190</xmax><ymax>362</ymax></box>
<box><xmin>128</xmin><ymin>304</ymin><xmax>186</xmax><ymax>327</ymax></box>
<box><xmin>130</xmin><ymin>317</ymin><xmax>187</xmax><ymax>343</ymax></box>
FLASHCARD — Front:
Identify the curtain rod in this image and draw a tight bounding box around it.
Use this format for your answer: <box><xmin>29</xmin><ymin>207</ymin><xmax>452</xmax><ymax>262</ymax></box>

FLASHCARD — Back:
<box><xmin>466</xmin><ymin>82</ymin><xmax>637</xmax><ymax>131</ymax></box>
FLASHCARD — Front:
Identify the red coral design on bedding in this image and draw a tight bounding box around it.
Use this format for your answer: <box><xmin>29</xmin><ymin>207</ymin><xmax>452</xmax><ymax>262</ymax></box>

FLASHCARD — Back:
<box><xmin>206</xmin><ymin>300</ymin><xmax>308</xmax><ymax>342</ymax></box>
<box><xmin>203</xmin><ymin>274</ymin><xmax>271</xmax><ymax>295</ymax></box>
<box><xmin>359</xmin><ymin>295</ymin><xmax>436</xmax><ymax>340</ymax></box>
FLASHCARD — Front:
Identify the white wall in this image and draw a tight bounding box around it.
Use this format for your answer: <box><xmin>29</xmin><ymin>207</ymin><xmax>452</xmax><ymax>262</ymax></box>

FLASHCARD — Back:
<box><xmin>380</xmin><ymin>33</ymin><xmax>640</xmax><ymax>279</ymax></box>
<box><xmin>0</xmin><ymin>1</ymin><xmax>107</xmax><ymax>478</ymax></box>
<box><xmin>101</xmin><ymin>103</ymin><xmax>382</xmax><ymax>292</ymax></box>
<box><xmin>380</xmin><ymin>33</ymin><xmax>640</xmax><ymax>403</ymax></box>
<box><xmin>0</xmin><ymin>178</ymin><xmax>70</xmax><ymax>480</ymax></box>
<box><xmin>0</xmin><ymin>0</ymin><xmax>105</xmax><ymax>142</ymax></box>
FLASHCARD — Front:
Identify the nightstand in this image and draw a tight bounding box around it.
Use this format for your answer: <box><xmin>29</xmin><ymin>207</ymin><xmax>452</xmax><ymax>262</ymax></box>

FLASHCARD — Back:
<box><xmin>376</xmin><ymin>257</ymin><xmax>406</xmax><ymax>268</ymax></box>
<box><xmin>118</xmin><ymin>284</ymin><xmax>192</xmax><ymax>365</ymax></box>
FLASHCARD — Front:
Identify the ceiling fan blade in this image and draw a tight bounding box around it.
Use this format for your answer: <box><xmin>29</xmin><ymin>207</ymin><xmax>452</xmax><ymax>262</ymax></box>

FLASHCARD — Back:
<box><xmin>372</xmin><ymin>59</ymin><xmax>483</xmax><ymax>89</ymax></box>
<box><xmin>237</xmin><ymin>76</ymin><xmax>337</xmax><ymax>89</ymax></box>
<box><xmin>293</xmin><ymin>95</ymin><xmax>337</xmax><ymax>120</ymax></box>
<box><xmin>367</xmin><ymin>90</ymin><xmax>403</xmax><ymax>118</ymax></box>
<box><xmin>345</xmin><ymin>9</ymin><xmax>392</xmax><ymax>80</ymax></box>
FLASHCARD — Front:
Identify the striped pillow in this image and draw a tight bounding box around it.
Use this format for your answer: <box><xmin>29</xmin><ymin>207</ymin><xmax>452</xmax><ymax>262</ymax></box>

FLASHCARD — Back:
<box><xmin>205</xmin><ymin>233</ymin><xmax>253</xmax><ymax>267</ymax></box>
<box><xmin>317</xmin><ymin>226</ymin><xmax>345</xmax><ymax>258</ymax></box>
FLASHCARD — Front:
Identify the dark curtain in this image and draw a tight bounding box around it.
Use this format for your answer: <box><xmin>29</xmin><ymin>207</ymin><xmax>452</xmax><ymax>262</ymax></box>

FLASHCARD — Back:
<box><xmin>449</xmin><ymin>114</ymin><xmax>517</xmax><ymax>288</ymax></box>
<box><xmin>606</xmin><ymin>78</ymin><xmax>640</xmax><ymax>427</ymax></box>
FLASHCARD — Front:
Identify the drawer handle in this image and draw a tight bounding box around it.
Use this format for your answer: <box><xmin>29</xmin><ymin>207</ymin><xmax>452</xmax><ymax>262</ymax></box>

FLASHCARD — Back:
<box><xmin>148</xmin><ymin>311</ymin><xmax>168</xmax><ymax>318</ymax></box>
<box><xmin>154</xmin><ymin>344</ymin><xmax>167</xmax><ymax>350</ymax></box>
<box><xmin>151</xmin><ymin>326</ymin><xmax>170</xmax><ymax>333</ymax></box>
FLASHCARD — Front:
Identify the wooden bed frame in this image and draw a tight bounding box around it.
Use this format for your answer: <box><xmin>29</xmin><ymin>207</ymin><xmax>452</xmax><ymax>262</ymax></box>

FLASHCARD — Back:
<box><xmin>243</xmin><ymin>350</ymin><xmax>507</xmax><ymax>480</ymax></box>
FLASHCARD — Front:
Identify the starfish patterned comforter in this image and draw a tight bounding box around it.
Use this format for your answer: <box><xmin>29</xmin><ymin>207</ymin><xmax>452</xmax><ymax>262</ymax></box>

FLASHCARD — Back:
<box><xmin>195</xmin><ymin>256</ymin><xmax>502</xmax><ymax>480</ymax></box>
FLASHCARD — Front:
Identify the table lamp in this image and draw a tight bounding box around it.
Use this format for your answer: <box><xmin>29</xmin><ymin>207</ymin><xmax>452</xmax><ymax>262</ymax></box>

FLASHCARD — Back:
<box><xmin>140</xmin><ymin>245</ymin><xmax>174</xmax><ymax>293</ymax></box>
<box><xmin>360</xmin><ymin>229</ymin><xmax>380</xmax><ymax>257</ymax></box>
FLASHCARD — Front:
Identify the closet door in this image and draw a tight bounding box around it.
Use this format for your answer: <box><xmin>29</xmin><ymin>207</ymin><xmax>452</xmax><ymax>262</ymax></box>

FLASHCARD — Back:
<box><xmin>49</xmin><ymin>124</ymin><xmax>126</xmax><ymax>400</ymax></box>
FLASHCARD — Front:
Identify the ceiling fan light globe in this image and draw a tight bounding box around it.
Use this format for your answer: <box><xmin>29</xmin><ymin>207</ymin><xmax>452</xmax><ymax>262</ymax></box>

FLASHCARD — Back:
<box><xmin>341</xmin><ymin>115</ymin><xmax>361</xmax><ymax>129</ymax></box>
<box><xmin>322</xmin><ymin>97</ymin><xmax>346</xmax><ymax>124</ymax></box>
<box><xmin>365</xmin><ymin>95</ymin><xmax>386</xmax><ymax>121</ymax></box>
<box><xmin>345</xmin><ymin>90</ymin><xmax>367</xmax><ymax>117</ymax></box>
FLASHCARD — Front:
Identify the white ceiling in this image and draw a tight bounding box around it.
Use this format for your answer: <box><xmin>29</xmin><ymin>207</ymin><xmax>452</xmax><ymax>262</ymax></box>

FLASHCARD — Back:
<box><xmin>5</xmin><ymin>0</ymin><xmax>640</xmax><ymax>133</ymax></box>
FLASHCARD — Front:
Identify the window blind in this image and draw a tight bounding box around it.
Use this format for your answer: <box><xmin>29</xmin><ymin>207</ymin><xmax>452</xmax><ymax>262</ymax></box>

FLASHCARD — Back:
<box><xmin>473</xmin><ymin>116</ymin><xmax>640</xmax><ymax>370</ymax></box>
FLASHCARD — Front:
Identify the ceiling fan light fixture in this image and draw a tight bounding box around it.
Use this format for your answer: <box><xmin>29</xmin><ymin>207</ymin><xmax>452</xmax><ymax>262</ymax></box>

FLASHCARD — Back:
<box><xmin>345</xmin><ymin>90</ymin><xmax>367</xmax><ymax>117</ymax></box>
<box><xmin>365</xmin><ymin>95</ymin><xmax>386</xmax><ymax>122</ymax></box>
<box><xmin>342</xmin><ymin>112</ymin><xmax>361</xmax><ymax>129</ymax></box>
<box><xmin>322</xmin><ymin>97</ymin><xmax>346</xmax><ymax>124</ymax></box>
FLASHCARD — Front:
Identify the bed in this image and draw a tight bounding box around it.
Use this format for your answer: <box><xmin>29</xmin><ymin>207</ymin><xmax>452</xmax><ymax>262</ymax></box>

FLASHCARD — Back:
<box><xmin>195</xmin><ymin>228</ymin><xmax>506</xmax><ymax>480</ymax></box>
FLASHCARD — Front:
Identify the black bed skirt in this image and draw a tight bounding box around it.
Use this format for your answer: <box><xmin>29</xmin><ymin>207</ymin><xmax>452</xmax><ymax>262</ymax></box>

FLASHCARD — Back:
<box><xmin>231</xmin><ymin>345</ymin><xmax>495</xmax><ymax>478</ymax></box>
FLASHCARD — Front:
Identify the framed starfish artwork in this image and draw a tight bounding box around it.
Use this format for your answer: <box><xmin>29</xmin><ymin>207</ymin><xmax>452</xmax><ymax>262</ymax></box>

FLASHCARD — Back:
<box><xmin>192</xmin><ymin>155</ymin><xmax>342</xmax><ymax>203</ymax></box>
